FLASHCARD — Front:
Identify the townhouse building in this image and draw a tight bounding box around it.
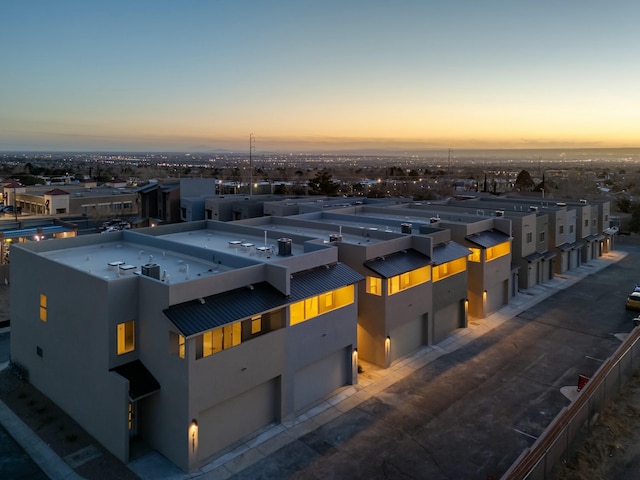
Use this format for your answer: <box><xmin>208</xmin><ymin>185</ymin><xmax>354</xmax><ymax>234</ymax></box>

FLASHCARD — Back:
<box><xmin>235</xmin><ymin>211</ymin><xmax>470</xmax><ymax>367</ymax></box>
<box><xmin>11</xmin><ymin>223</ymin><xmax>363</xmax><ymax>472</ymax></box>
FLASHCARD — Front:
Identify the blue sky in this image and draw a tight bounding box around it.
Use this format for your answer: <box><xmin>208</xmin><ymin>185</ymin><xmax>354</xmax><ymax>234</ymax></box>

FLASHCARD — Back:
<box><xmin>1</xmin><ymin>1</ymin><xmax>639</xmax><ymax>152</ymax></box>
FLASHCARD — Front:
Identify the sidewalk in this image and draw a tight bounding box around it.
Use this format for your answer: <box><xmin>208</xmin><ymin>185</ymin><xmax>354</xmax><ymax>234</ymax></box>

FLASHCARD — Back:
<box><xmin>0</xmin><ymin>250</ymin><xmax>627</xmax><ymax>480</ymax></box>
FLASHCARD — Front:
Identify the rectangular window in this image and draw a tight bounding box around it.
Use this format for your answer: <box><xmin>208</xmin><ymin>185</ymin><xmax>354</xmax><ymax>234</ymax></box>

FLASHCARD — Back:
<box><xmin>251</xmin><ymin>315</ymin><xmax>262</xmax><ymax>334</ymax></box>
<box><xmin>387</xmin><ymin>265</ymin><xmax>431</xmax><ymax>295</ymax></box>
<box><xmin>570</xmin><ymin>225</ymin><xmax>574</xmax><ymax>234</ymax></box>
<box><xmin>486</xmin><ymin>241</ymin><xmax>510</xmax><ymax>261</ymax></box>
<box><xmin>559</xmin><ymin>225</ymin><xmax>564</xmax><ymax>234</ymax></box>
<box><xmin>198</xmin><ymin>322</ymin><xmax>241</xmax><ymax>359</ymax></box>
<box><xmin>467</xmin><ymin>248</ymin><xmax>481</xmax><ymax>262</ymax></box>
<box><xmin>39</xmin><ymin>294</ymin><xmax>47</xmax><ymax>322</ymax></box>
<box><xmin>539</xmin><ymin>232</ymin><xmax>546</xmax><ymax>243</ymax></box>
<box><xmin>178</xmin><ymin>335</ymin><xmax>185</xmax><ymax>359</ymax></box>
<box><xmin>526</xmin><ymin>232</ymin><xmax>532</xmax><ymax>243</ymax></box>
<box><xmin>222</xmin><ymin>323</ymin><xmax>241</xmax><ymax>349</ymax></box>
<box><xmin>117</xmin><ymin>321</ymin><xmax>135</xmax><ymax>355</ymax></box>
<box><xmin>124</xmin><ymin>202</ymin><xmax>132</xmax><ymax>209</ymax></box>
<box><xmin>433</xmin><ymin>257</ymin><xmax>466</xmax><ymax>282</ymax></box>
<box><xmin>169</xmin><ymin>331</ymin><xmax>185</xmax><ymax>358</ymax></box>
<box><xmin>366</xmin><ymin>276</ymin><xmax>382</xmax><ymax>296</ymax></box>
<box><xmin>289</xmin><ymin>285</ymin><xmax>355</xmax><ymax>326</ymax></box>
<box><xmin>585</xmin><ymin>219</ymin><xmax>589</xmax><ymax>227</ymax></box>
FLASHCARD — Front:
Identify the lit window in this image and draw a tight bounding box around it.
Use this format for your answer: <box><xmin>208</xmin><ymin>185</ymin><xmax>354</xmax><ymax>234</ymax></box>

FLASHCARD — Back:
<box><xmin>251</xmin><ymin>315</ymin><xmax>262</xmax><ymax>334</ymax></box>
<box><xmin>39</xmin><ymin>294</ymin><xmax>47</xmax><ymax>322</ymax></box>
<box><xmin>387</xmin><ymin>265</ymin><xmax>431</xmax><ymax>295</ymax></box>
<box><xmin>289</xmin><ymin>285</ymin><xmax>355</xmax><ymax>326</ymax></box>
<box><xmin>117</xmin><ymin>321</ymin><xmax>135</xmax><ymax>355</ymax></box>
<box><xmin>222</xmin><ymin>323</ymin><xmax>241</xmax><ymax>349</ymax></box>
<box><xmin>170</xmin><ymin>331</ymin><xmax>185</xmax><ymax>358</ymax></box>
<box><xmin>486</xmin><ymin>241</ymin><xmax>510</xmax><ymax>262</ymax></box>
<box><xmin>433</xmin><ymin>257</ymin><xmax>466</xmax><ymax>282</ymax></box>
<box><xmin>467</xmin><ymin>248</ymin><xmax>481</xmax><ymax>262</ymax></box>
<box><xmin>178</xmin><ymin>335</ymin><xmax>185</xmax><ymax>359</ymax></box>
<box><xmin>366</xmin><ymin>276</ymin><xmax>382</xmax><ymax>296</ymax></box>
<box><xmin>198</xmin><ymin>322</ymin><xmax>240</xmax><ymax>359</ymax></box>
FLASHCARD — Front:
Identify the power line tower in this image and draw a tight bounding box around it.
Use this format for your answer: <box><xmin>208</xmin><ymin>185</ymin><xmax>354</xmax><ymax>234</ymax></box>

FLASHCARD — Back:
<box><xmin>249</xmin><ymin>133</ymin><xmax>255</xmax><ymax>197</ymax></box>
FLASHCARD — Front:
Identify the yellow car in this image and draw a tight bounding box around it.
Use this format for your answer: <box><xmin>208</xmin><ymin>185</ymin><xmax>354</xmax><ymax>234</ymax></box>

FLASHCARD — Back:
<box><xmin>627</xmin><ymin>292</ymin><xmax>640</xmax><ymax>310</ymax></box>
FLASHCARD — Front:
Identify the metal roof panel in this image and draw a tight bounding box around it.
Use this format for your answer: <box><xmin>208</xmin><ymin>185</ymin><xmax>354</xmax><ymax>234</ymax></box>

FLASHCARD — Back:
<box><xmin>432</xmin><ymin>241</ymin><xmax>471</xmax><ymax>265</ymax></box>
<box><xmin>364</xmin><ymin>249</ymin><xmax>431</xmax><ymax>278</ymax></box>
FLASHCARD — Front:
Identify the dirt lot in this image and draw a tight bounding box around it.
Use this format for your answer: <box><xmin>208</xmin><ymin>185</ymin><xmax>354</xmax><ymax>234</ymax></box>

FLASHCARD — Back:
<box><xmin>554</xmin><ymin>371</ymin><xmax>640</xmax><ymax>479</ymax></box>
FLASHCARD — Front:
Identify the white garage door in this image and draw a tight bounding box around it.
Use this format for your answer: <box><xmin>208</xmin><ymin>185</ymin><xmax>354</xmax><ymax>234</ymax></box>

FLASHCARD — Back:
<box><xmin>389</xmin><ymin>316</ymin><xmax>423</xmax><ymax>363</ymax></box>
<box><xmin>198</xmin><ymin>378</ymin><xmax>277</xmax><ymax>460</ymax></box>
<box><xmin>434</xmin><ymin>302</ymin><xmax>462</xmax><ymax>344</ymax></box>
<box><xmin>294</xmin><ymin>348</ymin><xmax>348</xmax><ymax>412</ymax></box>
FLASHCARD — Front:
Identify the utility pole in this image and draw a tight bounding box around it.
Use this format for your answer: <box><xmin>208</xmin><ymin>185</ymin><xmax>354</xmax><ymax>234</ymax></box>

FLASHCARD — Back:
<box><xmin>249</xmin><ymin>133</ymin><xmax>255</xmax><ymax>197</ymax></box>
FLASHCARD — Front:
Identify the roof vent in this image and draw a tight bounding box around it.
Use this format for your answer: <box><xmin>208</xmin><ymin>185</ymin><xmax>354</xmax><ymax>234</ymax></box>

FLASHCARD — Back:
<box><xmin>495</xmin><ymin>210</ymin><xmax>504</xmax><ymax>217</ymax></box>
<box><xmin>401</xmin><ymin>223</ymin><xmax>412</xmax><ymax>234</ymax></box>
<box><xmin>580</xmin><ymin>199</ymin><xmax>587</xmax><ymax>204</ymax></box>
<box><xmin>277</xmin><ymin>238</ymin><xmax>292</xmax><ymax>256</ymax></box>
<box><xmin>141</xmin><ymin>263</ymin><xmax>161</xmax><ymax>280</ymax></box>
<box><xmin>529</xmin><ymin>206</ymin><xmax>539</xmax><ymax>212</ymax></box>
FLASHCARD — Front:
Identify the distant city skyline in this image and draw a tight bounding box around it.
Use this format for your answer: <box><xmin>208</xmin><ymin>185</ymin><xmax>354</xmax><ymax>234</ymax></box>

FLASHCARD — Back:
<box><xmin>2</xmin><ymin>1</ymin><xmax>639</xmax><ymax>152</ymax></box>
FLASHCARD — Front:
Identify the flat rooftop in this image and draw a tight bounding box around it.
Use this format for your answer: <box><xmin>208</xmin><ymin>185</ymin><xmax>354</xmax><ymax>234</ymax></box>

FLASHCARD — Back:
<box><xmin>156</xmin><ymin>228</ymin><xmax>310</xmax><ymax>260</ymax></box>
<box><xmin>40</xmin><ymin>239</ymin><xmax>231</xmax><ymax>284</ymax></box>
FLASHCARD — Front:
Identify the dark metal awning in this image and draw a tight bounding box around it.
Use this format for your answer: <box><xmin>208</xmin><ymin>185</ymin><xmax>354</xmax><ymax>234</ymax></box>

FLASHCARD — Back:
<box><xmin>164</xmin><ymin>282</ymin><xmax>288</xmax><ymax>337</ymax></box>
<box><xmin>431</xmin><ymin>241</ymin><xmax>471</xmax><ymax>265</ymax></box>
<box><xmin>111</xmin><ymin>360</ymin><xmax>160</xmax><ymax>402</ymax></box>
<box><xmin>465</xmin><ymin>229</ymin><xmax>511</xmax><ymax>248</ymax></box>
<box><xmin>542</xmin><ymin>251</ymin><xmax>556</xmax><ymax>260</ymax></box>
<box><xmin>364</xmin><ymin>249</ymin><xmax>431</xmax><ymax>279</ymax></box>
<box><xmin>164</xmin><ymin>263</ymin><xmax>364</xmax><ymax>337</ymax></box>
<box><xmin>289</xmin><ymin>262</ymin><xmax>364</xmax><ymax>302</ymax></box>
<box><xmin>523</xmin><ymin>251</ymin><xmax>544</xmax><ymax>262</ymax></box>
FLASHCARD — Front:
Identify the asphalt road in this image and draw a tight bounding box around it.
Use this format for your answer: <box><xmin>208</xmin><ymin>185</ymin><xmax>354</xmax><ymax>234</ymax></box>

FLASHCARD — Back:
<box><xmin>231</xmin><ymin>243</ymin><xmax>640</xmax><ymax>480</ymax></box>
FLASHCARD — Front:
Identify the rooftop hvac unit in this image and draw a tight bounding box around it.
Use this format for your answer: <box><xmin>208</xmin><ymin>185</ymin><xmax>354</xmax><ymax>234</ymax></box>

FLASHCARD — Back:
<box><xmin>277</xmin><ymin>238</ymin><xmax>292</xmax><ymax>256</ymax></box>
<box><xmin>141</xmin><ymin>263</ymin><xmax>161</xmax><ymax>280</ymax></box>
<box><xmin>495</xmin><ymin>210</ymin><xmax>505</xmax><ymax>217</ymax></box>
<box><xmin>429</xmin><ymin>217</ymin><xmax>439</xmax><ymax>223</ymax></box>
<box><xmin>401</xmin><ymin>223</ymin><xmax>412</xmax><ymax>234</ymax></box>
<box><xmin>529</xmin><ymin>206</ymin><xmax>539</xmax><ymax>212</ymax></box>
<box><xmin>580</xmin><ymin>199</ymin><xmax>587</xmax><ymax>204</ymax></box>
<box><xmin>329</xmin><ymin>234</ymin><xmax>342</xmax><ymax>242</ymax></box>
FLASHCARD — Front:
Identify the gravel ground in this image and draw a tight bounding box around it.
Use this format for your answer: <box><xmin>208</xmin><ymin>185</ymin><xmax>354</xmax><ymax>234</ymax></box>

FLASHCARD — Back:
<box><xmin>554</xmin><ymin>370</ymin><xmax>640</xmax><ymax>479</ymax></box>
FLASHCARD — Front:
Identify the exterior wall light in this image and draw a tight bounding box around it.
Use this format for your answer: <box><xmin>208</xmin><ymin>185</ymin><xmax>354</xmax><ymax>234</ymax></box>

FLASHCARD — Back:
<box><xmin>384</xmin><ymin>336</ymin><xmax>391</xmax><ymax>368</ymax></box>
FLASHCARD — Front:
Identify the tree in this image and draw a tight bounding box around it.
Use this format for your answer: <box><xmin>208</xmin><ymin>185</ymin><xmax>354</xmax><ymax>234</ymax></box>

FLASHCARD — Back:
<box><xmin>515</xmin><ymin>169</ymin><xmax>535</xmax><ymax>191</ymax></box>
<box><xmin>308</xmin><ymin>169</ymin><xmax>339</xmax><ymax>196</ymax></box>
<box><xmin>629</xmin><ymin>203</ymin><xmax>640</xmax><ymax>234</ymax></box>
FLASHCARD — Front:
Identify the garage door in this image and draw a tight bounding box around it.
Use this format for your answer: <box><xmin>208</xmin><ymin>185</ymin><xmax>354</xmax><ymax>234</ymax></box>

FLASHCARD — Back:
<box><xmin>198</xmin><ymin>378</ymin><xmax>278</xmax><ymax>460</ymax></box>
<box><xmin>294</xmin><ymin>348</ymin><xmax>348</xmax><ymax>412</ymax></box>
<box><xmin>434</xmin><ymin>302</ymin><xmax>463</xmax><ymax>344</ymax></box>
<box><xmin>389</xmin><ymin>316</ymin><xmax>423</xmax><ymax>363</ymax></box>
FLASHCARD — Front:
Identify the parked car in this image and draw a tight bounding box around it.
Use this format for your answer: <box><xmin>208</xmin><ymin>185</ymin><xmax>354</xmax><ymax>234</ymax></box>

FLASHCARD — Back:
<box><xmin>99</xmin><ymin>219</ymin><xmax>131</xmax><ymax>231</ymax></box>
<box><xmin>626</xmin><ymin>292</ymin><xmax>640</xmax><ymax>310</ymax></box>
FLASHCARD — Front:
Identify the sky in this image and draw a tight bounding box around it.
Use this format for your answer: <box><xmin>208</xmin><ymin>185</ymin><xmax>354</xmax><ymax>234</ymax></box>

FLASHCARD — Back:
<box><xmin>1</xmin><ymin>0</ymin><xmax>639</xmax><ymax>153</ymax></box>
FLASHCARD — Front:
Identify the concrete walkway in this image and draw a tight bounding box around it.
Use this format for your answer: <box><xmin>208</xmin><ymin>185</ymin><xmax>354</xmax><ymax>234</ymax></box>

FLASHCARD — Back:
<box><xmin>0</xmin><ymin>250</ymin><xmax>627</xmax><ymax>480</ymax></box>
